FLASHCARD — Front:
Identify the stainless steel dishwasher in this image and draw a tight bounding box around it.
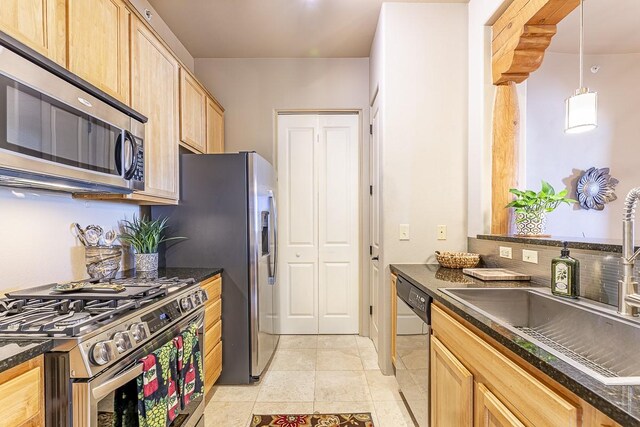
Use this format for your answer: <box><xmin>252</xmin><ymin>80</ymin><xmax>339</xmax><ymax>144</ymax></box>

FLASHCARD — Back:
<box><xmin>394</xmin><ymin>274</ymin><xmax>432</xmax><ymax>427</ymax></box>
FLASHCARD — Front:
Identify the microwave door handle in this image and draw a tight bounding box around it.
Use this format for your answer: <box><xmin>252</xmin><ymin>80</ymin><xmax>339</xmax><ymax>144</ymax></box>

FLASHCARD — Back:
<box><xmin>122</xmin><ymin>130</ymin><xmax>138</xmax><ymax>180</ymax></box>
<box><xmin>92</xmin><ymin>362</ymin><xmax>143</xmax><ymax>401</ymax></box>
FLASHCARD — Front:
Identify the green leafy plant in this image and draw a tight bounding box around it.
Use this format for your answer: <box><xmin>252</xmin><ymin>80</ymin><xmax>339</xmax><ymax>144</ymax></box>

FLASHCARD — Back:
<box><xmin>506</xmin><ymin>181</ymin><xmax>577</xmax><ymax>222</ymax></box>
<box><xmin>119</xmin><ymin>215</ymin><xmax>185</xmax><ymax>254</ymax></box>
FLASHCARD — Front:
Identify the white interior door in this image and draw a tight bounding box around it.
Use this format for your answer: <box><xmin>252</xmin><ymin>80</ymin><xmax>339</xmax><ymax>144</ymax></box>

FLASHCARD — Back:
<box><xmin>277</xmin><ymin>113</ymin><xmax>359</xmax><ymax>334</ymax></box>
<box><xmin>369</xmin><ymin>97</ymin><xmax>381</xmax><ymax>349</ymax></box>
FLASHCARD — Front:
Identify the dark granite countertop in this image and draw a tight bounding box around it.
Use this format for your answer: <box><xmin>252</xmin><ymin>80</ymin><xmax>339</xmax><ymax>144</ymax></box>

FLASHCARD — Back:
<box><xmin>477</xmin><ymin>234</ymin><xmax>637</xmax><ymax>253</ymax></box>
<box><xmin>0</xmin><ymin>338</ymin><xmax>53</xmax><ymax>374</ymax></box>
<box><xmin>390</xmin><ymin>263</ymin><xmax>640</xmax><ymax>426</ymax></box>
<box><xmin>116</xmin><ymin>267</ymin><xmax>222</xmax><ymax>283</ymax></box>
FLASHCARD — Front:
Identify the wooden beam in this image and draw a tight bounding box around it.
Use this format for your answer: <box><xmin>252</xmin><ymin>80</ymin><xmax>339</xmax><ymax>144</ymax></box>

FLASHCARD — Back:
<box><xmin>491</xmin><ymin>0</ymin><xmax>579</xmax><ymax>85</ymax></box>
<box><xmin>491</xmin><ymin>82</ymin><xmax>520</xmax><ymax>235</ymax></box>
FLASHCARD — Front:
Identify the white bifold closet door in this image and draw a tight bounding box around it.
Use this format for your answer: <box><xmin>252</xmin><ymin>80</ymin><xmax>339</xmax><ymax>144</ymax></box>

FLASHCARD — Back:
<box><xmin>277</xmin><ymin>114</ymin><xmax>359</xmax><ymax>334</ymax></box>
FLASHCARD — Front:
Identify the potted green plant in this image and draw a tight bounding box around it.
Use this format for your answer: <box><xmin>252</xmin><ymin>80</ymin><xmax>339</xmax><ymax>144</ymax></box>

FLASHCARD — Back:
<box><xmin>506</xmin><ymin>181</ymin><xmax>577</xmax><ymax>236</ymax></box>
<box><xmin>119</xmin><ymin>215</ymin><xmax>185</xmax><ymax>272</ymax></box>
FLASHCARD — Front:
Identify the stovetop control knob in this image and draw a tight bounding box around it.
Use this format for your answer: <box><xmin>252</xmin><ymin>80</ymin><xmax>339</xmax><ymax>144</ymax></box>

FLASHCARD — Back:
<box><xmin>129</xmin><ymin>322</ymin><xmax>148</xmax><ymax>342</ymax></box>
<box><xmin>192</xmin><ymin>292</ymin><xmax>202</xmax><ymax>306</ymax></box>
<box><xmin>91</xmin><ymin>341</ymin><xmax>116</xmax><ymax>366</ymax></box>
<box><xmin>180</xmin><ymin>297</ymin><xmax>193</xmax><ymax>311</ymax></box>
<box><xmin>113</xmin><ymin>331</ymin><xmax>133</xmax><ymax>353</ymax></box>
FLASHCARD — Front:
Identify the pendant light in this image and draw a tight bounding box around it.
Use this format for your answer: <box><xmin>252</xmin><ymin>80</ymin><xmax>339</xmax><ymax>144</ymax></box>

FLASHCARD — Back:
<box><xmin>564</xmin><ymin>0</ymin><xmax>597</xmax><ymax>134</ymax></box>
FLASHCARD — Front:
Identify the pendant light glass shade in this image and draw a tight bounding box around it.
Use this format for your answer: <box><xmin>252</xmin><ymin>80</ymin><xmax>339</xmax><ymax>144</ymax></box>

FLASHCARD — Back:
<box><xmin>564</xmin><ymin>0</ymin><xmax>597</xmax><ymax>134</ymax></box>
<box><xmin>565</xmin><ymin>88</ymin><xmax>598</xmax><ymax>134</ymax></box>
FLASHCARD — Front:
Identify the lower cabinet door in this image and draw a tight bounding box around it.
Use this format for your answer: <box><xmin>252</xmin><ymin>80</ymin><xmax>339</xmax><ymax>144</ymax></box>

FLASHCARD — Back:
<box><xmin>475</xmin><ymin>383</ymin><xmax>525</xmax><ymax>427</ymax></box>
<box><xmin>430</xmin><ymin>335</ymin><xmax>473</xmax><ymax>427</ymax></box>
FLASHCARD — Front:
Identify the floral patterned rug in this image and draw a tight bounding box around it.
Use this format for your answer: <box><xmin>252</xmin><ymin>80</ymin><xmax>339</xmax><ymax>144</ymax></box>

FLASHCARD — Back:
<box><xmin>251</xmin><ymin>413</ymin><xmax>374</xmax><ymax>427</ymax></box>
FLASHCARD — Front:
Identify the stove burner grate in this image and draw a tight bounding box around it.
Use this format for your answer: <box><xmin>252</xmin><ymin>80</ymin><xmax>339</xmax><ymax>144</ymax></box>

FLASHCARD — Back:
<box><xmin>0</xmin><ymin>276</ymin><xmax>198</xmax><ymax>337</ymax></box>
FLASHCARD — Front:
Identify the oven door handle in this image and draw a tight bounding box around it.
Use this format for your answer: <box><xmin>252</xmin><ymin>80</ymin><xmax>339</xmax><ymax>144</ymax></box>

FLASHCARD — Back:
<box><xmin>92</xmin><ymin>362</ymin><xmax>143</xmax><ymax>401</ymax></box>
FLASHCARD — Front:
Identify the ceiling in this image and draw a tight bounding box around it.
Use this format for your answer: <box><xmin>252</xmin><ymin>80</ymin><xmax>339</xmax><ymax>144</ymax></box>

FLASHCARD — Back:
<box><xmin>147</xmin><ymin>0</ymin><xmax>467</xmax><ymax>58</ymax></box>
<box><xmin>549</xmin><ymin>0</ymin><xmax>640</xmax><ymax>54</ymax></box>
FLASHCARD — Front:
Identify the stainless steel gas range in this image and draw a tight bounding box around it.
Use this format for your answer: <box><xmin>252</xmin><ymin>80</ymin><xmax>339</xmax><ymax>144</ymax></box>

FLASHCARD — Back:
<box><xmin>0</xmin><ymin>275</ymin><xmax>209</xmax><ymax>427</ymax></box>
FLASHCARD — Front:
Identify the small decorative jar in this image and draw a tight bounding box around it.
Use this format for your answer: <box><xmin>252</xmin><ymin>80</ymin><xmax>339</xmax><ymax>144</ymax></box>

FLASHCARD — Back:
<box><xmin>135</xmin><ymin>253</ymin><xmax>159</xmax><ymax>272</ymax></box>
<box><xmin>515</xmin><ymin>211</ymin><xmax>547</xmax><ymax>236</ymax></box>
<box><xmin>85</xmin><ymin>246</ymin><xmax>122</xmax><ymax>279</ymax></box>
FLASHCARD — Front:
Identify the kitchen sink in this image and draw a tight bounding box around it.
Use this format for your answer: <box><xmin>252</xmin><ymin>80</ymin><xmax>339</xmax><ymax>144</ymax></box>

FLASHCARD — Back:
<box><xmin>440</xmin><ymin>287</ymin><xmax>640</xmax><ymax>385</ymax></box>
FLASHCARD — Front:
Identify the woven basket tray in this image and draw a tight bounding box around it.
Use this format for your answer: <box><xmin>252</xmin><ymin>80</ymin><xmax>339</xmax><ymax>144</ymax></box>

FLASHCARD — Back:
<box><xmin>435</xmin><ymin>251</ymin><xmax>480</xmax><ymax>269</ymax></box>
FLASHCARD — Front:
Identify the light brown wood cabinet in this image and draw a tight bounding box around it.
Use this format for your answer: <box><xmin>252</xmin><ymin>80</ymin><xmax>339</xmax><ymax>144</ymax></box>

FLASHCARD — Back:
<box><xmin>0</xmin><ymin>0</ymin><xmax>66</xmax><ymax>65</ymax></box>
<box><xmin>431</xmin><ymin>303</ymin><xmax>622</xmax><ymax>427</ymax></box>
<box><xmin>130</xmin><ymin>16</ymin><xmax>179</xmax><ymax>202</ymax></box>
<box><xmin>67</xmin><ymin>0</ymin><xmax>130</xmax><ymax>103</ymax></box>
<box><xmin>206</xmin><ymin>97</ymin><xmax>225</xmax><ymax>154</ymax></box>
<box><xmin>179</xmin><ymin>69</ymin><xmax>207</xmax><ymax>153</ymax></box>
<box><xmin>201</xmin><ymin>274</ymin><xmax>222</xmax><ymax>397</ymax></box>
<box><xmin>430</xmin><ymin>335</ymin><xmax>473</xmax><ymax>427</ymax></box>
<box><xmin>0</xmin><ymin>355</ymin><xmax>45</xmax><ymax>427</ymax></box>
<box><xmin>4</xmin><ymin>0</ymin><xmax>225</xmax><ymax>205</ymax></box>
<box><xmin>475</xmin><ymin>382</ymin><xmax>525</xmax><ymax>427</ymax></box>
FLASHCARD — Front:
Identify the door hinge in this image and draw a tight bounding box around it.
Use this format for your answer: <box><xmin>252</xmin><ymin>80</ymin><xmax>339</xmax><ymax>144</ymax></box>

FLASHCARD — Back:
<box><xmin>369</xmin><ymin>124</ymin><xmax>373</xmax><ymax>135</ymax></box>
<box><xmin>369</xmin><ymin>305</ymin><xmax>373</xmax><ymax>315</ymax></box>
<box><xmin>369</xmin><ymin>245</ymin><xmax>373</xmax><ymax>255</ymax></box>
<box><xmin>369</xmin><ymin>185</ymin><xmax>373</xmax><ymax>196</ymax></box>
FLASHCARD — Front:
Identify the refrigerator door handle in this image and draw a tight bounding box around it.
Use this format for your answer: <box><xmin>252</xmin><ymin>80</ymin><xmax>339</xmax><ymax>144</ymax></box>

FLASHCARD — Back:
<box><xmin>268</xmin><ymin>191</ymin><xmax>278</xmax><ymax>285</ymax></box>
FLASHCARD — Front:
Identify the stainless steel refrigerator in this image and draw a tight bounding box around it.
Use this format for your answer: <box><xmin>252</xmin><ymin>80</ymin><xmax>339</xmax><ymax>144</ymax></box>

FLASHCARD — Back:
<box><xmin>152</xmin><ymin>152</ymin><xmax>279</xmax><ymax>384</ymax></box>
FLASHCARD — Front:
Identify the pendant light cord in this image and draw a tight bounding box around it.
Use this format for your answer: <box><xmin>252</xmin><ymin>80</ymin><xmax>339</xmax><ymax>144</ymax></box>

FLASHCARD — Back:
<box><xmin>579</xmin><ymin>0</ymin><xmax>584</xmax><ymax>88</ymax></box>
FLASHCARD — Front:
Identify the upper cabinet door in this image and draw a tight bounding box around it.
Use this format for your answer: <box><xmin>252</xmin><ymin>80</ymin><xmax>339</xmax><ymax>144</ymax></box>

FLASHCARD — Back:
<box><xmin>131</xmin><ymin>16</ymin><xmax>179</xmax><ymax>201</ymax></box>
<box><xmin>206</xmin><ymin>97</ymin><xmax>225</xmax><ymax>154</ymax></box>
<box><xmin>67</xmin><ymin>0</ymin><xmax>130</xmax><ymax>103</ymax></box>
<box><xmin>431</xmin><ymin>335</ymin><xmax>474</xmax><ymax>427</ymax></box>
<box><xmin>0</xmin><ymin>0</ymin><xmax>66</xmax><ymax>65</ymax></box>
<box><xmin>179</xmin><ymin>69</ymin><xmax>207</xmax><ymax>153</ymax></box>
<box><xmin>475</xmin><ymin>383</ymin><xmax>526</xmax><ymax>427</ymax></box>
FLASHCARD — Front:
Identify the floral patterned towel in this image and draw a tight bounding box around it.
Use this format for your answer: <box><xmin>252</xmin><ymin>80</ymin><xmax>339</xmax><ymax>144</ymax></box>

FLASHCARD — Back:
<box><xmin>251</xmin><ymin>413</ymin><xmax>375</xmax><ymax>427</ymax></box>
<box><xmin>137</xmin><ymin>340</ymin><xmax>180</xmax><ymax>427</ymax></box>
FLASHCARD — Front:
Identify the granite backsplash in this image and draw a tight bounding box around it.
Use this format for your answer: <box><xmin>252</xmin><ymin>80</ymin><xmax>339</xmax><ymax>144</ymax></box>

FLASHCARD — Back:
<box><xmin>468</xmin><ymin>236</ymin><xmax>636</xmax><ymax>307</ymax></box>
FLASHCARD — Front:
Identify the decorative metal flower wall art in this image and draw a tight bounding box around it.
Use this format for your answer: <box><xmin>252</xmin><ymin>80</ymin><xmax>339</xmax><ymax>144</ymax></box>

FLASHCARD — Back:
<box><xmin>576</xmin><ymin>167</ymin><xmax>618</xmax><ymax>210</ymax></box>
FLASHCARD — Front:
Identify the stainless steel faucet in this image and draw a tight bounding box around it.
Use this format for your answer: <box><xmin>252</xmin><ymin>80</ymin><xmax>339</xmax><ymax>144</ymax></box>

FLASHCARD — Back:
<box><xmin>620</xmin><ymin>188</ymin><xmax>640</xmax><ymax>316</ymax></box>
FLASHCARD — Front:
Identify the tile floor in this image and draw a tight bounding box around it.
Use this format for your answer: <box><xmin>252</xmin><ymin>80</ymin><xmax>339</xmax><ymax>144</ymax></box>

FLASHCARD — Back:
<box><xmin>204</xmin><ymin>335</ymin><xmax>415</xmax><ymax>427</ymax></box>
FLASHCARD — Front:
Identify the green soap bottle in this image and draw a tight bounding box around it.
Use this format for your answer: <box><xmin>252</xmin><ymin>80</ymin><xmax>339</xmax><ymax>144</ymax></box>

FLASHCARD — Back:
<box><xmin>551</xmin><ymin>242</ymin><xmax>580</xmax><ymax>298</ymax></box>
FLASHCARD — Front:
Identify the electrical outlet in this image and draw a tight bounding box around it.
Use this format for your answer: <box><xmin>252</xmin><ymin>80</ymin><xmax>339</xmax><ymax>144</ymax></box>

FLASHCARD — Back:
<box><xmin>399</xmin><ymin>224</ymin><xmax>410</xmax><ymax>240</ymax></box>
<box><xmin>522</xmin><ymin>249</ymin><xmax>539</xmax><ymax>264</ymax></box>
<box><xmin>437</xmin><ymin>225</ymin><xmax>447</xmax><ymax>240</ymax></box>
<box><xmin>499</xmin><ymin>246</ymin><xmax>512</xmax><ymax>259</ymax></box>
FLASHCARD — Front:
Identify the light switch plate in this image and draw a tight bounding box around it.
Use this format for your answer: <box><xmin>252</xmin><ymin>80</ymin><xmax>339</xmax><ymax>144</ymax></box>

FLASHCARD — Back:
<box><xmin>499</xmin><ymin>246</ymin><xmax>512</xmax><ymax>259</ymax></box>
<box><xmin>399</xmin><ymin>224</ymin><xmax>410</xmax><ymax>240</ymax></box>
<box><xmin>522</xmin><ymin>249</ymin><xmax>538</xmax><ymax>264</ymax></box>
<box><xmin>437</xmin><ymin>225</ymin><xmax>447</xmax><ymax>240</ymax></box>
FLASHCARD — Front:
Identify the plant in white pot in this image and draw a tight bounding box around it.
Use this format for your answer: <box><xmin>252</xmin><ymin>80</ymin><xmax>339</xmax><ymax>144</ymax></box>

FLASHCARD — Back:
<box><xmin>119</xmin><ymin>216</ymin><xmax>185</xmax><ymax>272</ymax></box>
<box><xmin>506</xmin><ymin>181</ymin><xmax>576</xmax><ymax>236</ymax></box>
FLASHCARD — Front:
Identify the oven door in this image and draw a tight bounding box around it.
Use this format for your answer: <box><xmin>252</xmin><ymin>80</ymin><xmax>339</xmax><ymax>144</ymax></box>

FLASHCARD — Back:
<box><xmin>395</xmin><ymin>291</ymin><xmax>430</xmax><ymax>426</ymax></box>
<box><xmin>72</xmin><ymin>310</ymin><xmax>205</xmax><ymax>427</ymax></box>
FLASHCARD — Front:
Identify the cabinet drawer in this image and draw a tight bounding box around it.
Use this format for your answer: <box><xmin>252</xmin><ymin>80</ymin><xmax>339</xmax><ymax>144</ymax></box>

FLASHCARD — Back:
<box><xmin>432</xmin><ymin>305</ymin><xmax>578</xmax><ymax>426</ymax></box>
<box><xmin>0</xmin><ymin>357</ymin><xmax>43</xmax><ymax>427</ymax></box>
<box><xmin>205</xmin><ymin>319</ymin><xmax>222</xmax><ymax>356</ymax></box>
<box><xmin>202</xmin><ymin>276</ymin><xmax>222</xmax><ymax>301</ymax></box>
<box><xmin>205</xmin><ymin>298</ymin><xmax>222</xmax><ymax>329</ymax></box>
<box><xmin>205</xmin><ymin>341</ymin><xmax>222</xmax><ymax>394</ymax></box>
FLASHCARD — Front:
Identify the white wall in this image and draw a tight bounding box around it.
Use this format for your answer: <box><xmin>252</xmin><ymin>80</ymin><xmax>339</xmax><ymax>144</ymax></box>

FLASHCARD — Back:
<box><xmin>526</xmin><ymin>52</ymin><xmax>640</xmax><ymax>239</ymax></box>
<box><xmin>467</xmin><ymin>0</ymin><xmax>513</xmax><ymax>236</ymax></box>
<box><xmin>382</xmin><ymin>3</ymin><xmax>468</xmax><ymax>264</ymax></box>
<box><xmin>0</xmin><ymin>189</ymin><xmax>138</xmax><ymax>292</ymax></box>
<box><xmin>194</xmin><ymin>58</ymin><xmax>370</xmax><ymax>164</ymax></box>
<box><xmin>370</xmin><ymin>2</ymin><xmax>468</xmax><ymax>373</ymax></box>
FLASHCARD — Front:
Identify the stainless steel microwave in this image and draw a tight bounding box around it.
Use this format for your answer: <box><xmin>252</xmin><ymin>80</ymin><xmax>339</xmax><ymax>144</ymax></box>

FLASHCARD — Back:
<box><xmin>0</xmin><ymin>45</ymin><xmax>144</xmax><ymax>194</ymax></box>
